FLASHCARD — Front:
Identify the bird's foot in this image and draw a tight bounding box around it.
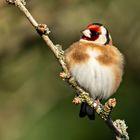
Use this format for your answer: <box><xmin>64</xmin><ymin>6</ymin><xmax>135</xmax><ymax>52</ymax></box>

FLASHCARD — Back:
<box><xmin>93</xmin><ymin>99</ymin><xmax>100</xmax><ymax>109</ymax></box>
<box><xmin>107</xmin><ymin>98</ymin><xmax>116</xmax><ymax>108</ymax></box>
<box><xmin>104</xmin><ymin>98</ymin><xmax>116</xmax><ymax>112</ymax></box>
<box><xmin>103</xmin><ymin>98</ymin><xmax>117</xmax><ymax>116</ymax></box>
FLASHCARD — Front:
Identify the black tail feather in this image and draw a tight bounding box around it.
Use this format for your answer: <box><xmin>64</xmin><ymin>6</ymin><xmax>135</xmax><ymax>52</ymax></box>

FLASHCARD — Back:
<box><xmin>79</xmin><ymin>102</ymin><xmax>95</xmax><ymax>120</ymax></box>
<box><xmin>79</xmin><ymin>102</ymin><xmax>87</xmax><ymax>117</ymax></box>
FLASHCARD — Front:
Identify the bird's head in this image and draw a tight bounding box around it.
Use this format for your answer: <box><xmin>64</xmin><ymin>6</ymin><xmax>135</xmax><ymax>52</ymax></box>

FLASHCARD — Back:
<box><xmin>80</xmin><ymin>23</ymin><xmax>112</xmax><ymax>45</ymax></box>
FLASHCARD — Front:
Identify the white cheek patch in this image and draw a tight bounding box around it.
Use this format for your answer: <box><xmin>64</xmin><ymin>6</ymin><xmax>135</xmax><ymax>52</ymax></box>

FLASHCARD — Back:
<box><xmin>92</xmin><ymin>26</ymin><xmax>107</xmax><ymax>45</ymax></box>
<box><xmin>82</xmin><ymin>29</ymin><xmax>91</xmax><ymax>38</ymax></box>
<box><xmin>100</xmin><ymin>26</ymin><xmax>107</xmax><ymax>35</ymax></box>
<box><xmin>93</xmin><ymin>34</ymin><xmax>107</xmax><ymax>45</ymax></box>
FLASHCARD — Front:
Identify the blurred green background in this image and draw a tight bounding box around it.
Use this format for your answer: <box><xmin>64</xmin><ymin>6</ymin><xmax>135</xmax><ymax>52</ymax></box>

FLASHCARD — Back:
<box><xmin>0</xmin><ymin>0</ymin><xmax>140</xmax><ymax>140</ymax></box>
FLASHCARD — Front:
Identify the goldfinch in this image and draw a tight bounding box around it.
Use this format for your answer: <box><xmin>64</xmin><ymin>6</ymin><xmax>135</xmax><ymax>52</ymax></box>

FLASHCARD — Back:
<box><xmin>64</xmin><ymin>23</ymin><xmax>124</xmax><ymax>120</ymax></box>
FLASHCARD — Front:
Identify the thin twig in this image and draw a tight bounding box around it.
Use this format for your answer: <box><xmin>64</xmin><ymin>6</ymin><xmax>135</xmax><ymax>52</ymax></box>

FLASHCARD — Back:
<box><xmin>5</xmin><ymin>0</ymin><xmax>129</xmax><ymax>139</ymax></box>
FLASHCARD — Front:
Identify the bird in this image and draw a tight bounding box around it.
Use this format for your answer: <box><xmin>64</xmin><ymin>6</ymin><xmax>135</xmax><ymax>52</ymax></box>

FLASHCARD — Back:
<box><xmin>64</xmin><ymin>23</ymin><xmax>124</xmax><ymax>120</ymax></box>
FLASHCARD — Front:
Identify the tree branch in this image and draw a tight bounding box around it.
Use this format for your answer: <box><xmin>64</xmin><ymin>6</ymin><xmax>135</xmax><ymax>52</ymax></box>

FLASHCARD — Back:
<box><xmin>5</xmin><ymin>0</ymin><xmax>129</xmax><ymax>139</ymax></box>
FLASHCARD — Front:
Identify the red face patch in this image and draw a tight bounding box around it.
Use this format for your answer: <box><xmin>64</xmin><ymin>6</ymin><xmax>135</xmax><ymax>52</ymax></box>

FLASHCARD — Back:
<box><xmin>82</xmin><ymin>35</ymin><xmax>99</xmax><ymax>41</ymax></box>
<box><xmin>82</xmin><ymin>24</ymin><xmax>101</xmax><ymax>41</ymax></box>
<box><xmin>87</xmin><ymin>24</ymin><xmax>101</xmax><ymax>33</ymax></box>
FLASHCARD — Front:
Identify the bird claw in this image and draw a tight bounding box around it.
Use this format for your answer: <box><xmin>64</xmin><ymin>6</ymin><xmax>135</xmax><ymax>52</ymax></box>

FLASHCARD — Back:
<box><xmin>93</xmin><ymin>99</ymin><xmax>100</xmax><ymax>108</ymax></box>
<box><xmin>103</xmin><ymin>98</ymin><xmax>117</xmax><ymax>114</ymax></box>
<box><xmin>108</xmin><ymin>98</ymin><xmax>116</xmax><ymax>108</ymax></box>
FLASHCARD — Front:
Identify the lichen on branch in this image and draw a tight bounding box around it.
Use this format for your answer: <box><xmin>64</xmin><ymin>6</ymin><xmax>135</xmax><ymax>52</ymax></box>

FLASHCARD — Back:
<box><xmin>5</xmin><ymin>0</ymin><xmax>129</xmax><ymax>139</ymax></box>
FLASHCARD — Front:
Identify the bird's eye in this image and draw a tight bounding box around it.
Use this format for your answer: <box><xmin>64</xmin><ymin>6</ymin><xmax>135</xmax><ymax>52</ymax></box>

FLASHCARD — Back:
<box><xmin>91</xmin><ymin>30</ymin><xmax>100</xmax><ymax>36</ymax></box>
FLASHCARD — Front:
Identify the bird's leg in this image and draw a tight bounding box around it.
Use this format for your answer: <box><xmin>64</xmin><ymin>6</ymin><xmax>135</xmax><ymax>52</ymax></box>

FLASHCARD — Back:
<box><xmin>93</xmin><ymin>99</ymin><xmax>100</xmax><ymax>109</ymax></box>
<box><xmin>104</xmin><ymin>98</ymin><xmax>116</xmax><ymax>114</ymax></box>
<box><xmin>95</xmin><ymin>98</ymin><xmax>117</xmax><ymax>121</ymax></box>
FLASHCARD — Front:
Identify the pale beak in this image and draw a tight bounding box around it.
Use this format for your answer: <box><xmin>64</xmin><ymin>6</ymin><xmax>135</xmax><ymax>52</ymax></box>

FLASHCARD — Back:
<box><xmin>81</xmin><ymin>29</ymin><xmax>91</xmax><ymax>38</ymax></box>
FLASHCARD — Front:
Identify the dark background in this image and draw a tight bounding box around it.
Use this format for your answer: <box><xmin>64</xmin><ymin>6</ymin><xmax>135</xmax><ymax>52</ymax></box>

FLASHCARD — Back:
<box><xmin>0</xmin><ymin>0</ymin><xmax>140</xmax><ymax>140</ymax></box>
